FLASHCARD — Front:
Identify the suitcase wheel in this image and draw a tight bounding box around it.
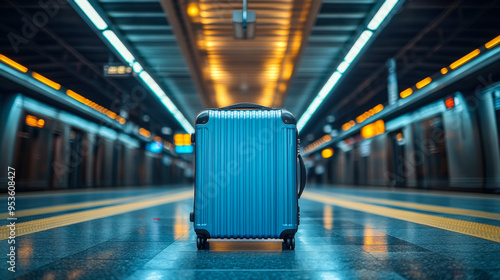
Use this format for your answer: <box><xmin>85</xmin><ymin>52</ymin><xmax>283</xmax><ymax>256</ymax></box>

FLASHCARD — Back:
<box><xmin>197</xmin><ymin>236</ymin><xmax>207</xmax><ymax>250</ymax></box>
<box><xmin>284</xmin><ymin>236</ymin><xmax>295</xmax><ymax>250</ymax></box>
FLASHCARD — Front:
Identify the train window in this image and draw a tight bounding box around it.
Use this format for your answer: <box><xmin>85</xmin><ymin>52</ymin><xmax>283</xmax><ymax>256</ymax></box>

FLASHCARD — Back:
<box><xmin>93</xmin><ymin>136</ymin><xmax>104</xmax><ymax>186</ymax></box>
<box><xmin>416</xmin><ymin>116</ymin><xmax>449</xmax><ymax>188</ymax></box>
<box><xmin>494</xmin><ymin>91</ymin><xmax>500</xmax><ymax>153</ymax></box>
<box><xmin>49</xmin><ymin>133</ymin><xmax>63</xmax><ymax>189</ymax></box>
<box><xmin>67</xmin><ymin>128</ymin><xmax>86</xmax><ymax>188</ymax></box>
<box><xmin>14</xmin><ymin>112</ymin><xmax>52</xmax><ymax>190</ymax></box>
<box><xmin>493</xmin><ymin>90</ymin><xmax>500</xmax><ymax>110</ymax></box>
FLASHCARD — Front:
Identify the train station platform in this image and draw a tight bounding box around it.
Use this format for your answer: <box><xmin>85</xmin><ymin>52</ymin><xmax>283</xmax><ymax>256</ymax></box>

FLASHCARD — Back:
<box><xmin>1</xmin><ymin>1</ymin><xmax>500</xmax><ymax>279</ymax></box>
<box><xmin>2</xmin><ymin>186</ymin><xmax>499</xmax><ymax>279</ymax></box>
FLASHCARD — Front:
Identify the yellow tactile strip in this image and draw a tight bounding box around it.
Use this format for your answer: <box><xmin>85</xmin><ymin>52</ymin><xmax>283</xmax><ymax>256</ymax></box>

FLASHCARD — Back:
<box><xmin>0</xmin><ymin>190</ymin><xmax>192</xmax><ymax>240</ymax></box>
<box><xmin>303</xmin><ymin>191</ymin><xmax>500</xmax><ymax>243</ymax></box>
<box><xmin>0</xmin><ymin>192</ymin><xmax>167</xmax><ymax>219</ymax></box>
<box><xmin>322</xmin><ymin>192</ymin><xmax>500</xmax><ymax>221</ymax></box>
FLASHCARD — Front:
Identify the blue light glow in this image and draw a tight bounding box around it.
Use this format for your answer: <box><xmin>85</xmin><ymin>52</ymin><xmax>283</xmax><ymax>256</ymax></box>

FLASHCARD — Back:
<box><xmin>176</xmin><ymin>145</ymin><xmax>194</xmax><ymax>154</ymax></box>
<box><xmin>146</xmin><ymin>142</ymin><xmax>163</xmax><ymax>153</ymax></box>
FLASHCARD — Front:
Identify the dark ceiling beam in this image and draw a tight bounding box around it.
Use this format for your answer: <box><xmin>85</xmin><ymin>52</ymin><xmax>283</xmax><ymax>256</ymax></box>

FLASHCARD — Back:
<box><xmin>316</xmin><ymin>13</ymin><xmax>366</xmax><ymax>18</ymax></box>
<box><xmin>312</xmin><ymin>25</ymin><xmax>361</xmax><ymax>31</ymax></box>
<box><xmin>159</xmin><ymin>0</ymin><xmax>214</xmax><ymax>107</ymax></box>
<box><xmin>118</xmin><ymin>25</ymin><xmax>172</xmax><ymax>31</ymax></box>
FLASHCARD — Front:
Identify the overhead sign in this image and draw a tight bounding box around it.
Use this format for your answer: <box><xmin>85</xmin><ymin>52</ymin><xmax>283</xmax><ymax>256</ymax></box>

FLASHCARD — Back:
<box><xmin>104</xmin><ymin>65</ymin><xmax>133</xmax><ymax>77</ymax></box>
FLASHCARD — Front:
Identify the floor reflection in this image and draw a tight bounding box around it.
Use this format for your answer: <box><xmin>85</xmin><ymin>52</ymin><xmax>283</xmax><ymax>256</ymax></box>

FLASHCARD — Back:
<box><xmin>362</xmin><ymin>228</ymin><xmax>387</xmax><ymax>253</ymax></box>
<box><xmin>18</xmin><ymin>238</ymin><xmax>33</xmax><ymax>266</ymax></box>
<box><xmin>323</xmin><ymin>205</ymin><xmax>333</xmax><ymax>230</ymax></box>
<box><xmin>174</xmin><ymin>204</ymin><xmax>190</xmax><ymax>239</ymax></box>
<box><xmin>206</xmin><ymin>241</ymin><xmax>284</xmax><ymax>251</ymax></box>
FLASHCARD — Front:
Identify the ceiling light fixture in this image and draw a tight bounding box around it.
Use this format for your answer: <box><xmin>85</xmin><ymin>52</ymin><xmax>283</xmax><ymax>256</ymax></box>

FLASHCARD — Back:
<box><xmin>74</xmin><ymin>0</ymin><xmax>108</xmax><ymax>30</ymax></box>
<box><xmin>367</xmin><ymin>0</ymin><xmax>399</xmax><ymax>30</ymax></box>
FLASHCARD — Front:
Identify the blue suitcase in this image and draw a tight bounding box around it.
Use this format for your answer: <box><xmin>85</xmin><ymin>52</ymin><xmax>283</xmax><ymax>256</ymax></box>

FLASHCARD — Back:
<box><xmin>190</xmin><ymin>103</ymin><xmax>306</xmax><ymax>250</ymax></box>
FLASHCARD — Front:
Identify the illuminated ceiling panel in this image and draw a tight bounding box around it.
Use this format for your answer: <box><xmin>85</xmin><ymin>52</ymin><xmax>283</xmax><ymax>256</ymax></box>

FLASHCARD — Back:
<box><xmin>164</xmin><ymin>0</ymin><xmax>321</xmax><ymax>108</ymax></box>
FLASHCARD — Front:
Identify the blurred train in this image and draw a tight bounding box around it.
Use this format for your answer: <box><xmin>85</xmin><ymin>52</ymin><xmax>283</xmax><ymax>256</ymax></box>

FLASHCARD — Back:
<box><xmin>308</xmin><ymin>82</ymin><xmax>500</xmax><ymax>192</ymax></box>
<box><xmin>0</xmin><ymin>93</ymin><xmax>190</xmax><ymax>191</ymax></box>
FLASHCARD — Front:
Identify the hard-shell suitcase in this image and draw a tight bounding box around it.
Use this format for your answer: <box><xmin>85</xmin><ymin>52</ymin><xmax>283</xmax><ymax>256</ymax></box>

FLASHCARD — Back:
<box><xmin>190</xmin><ymin>103</ymin><xmax>306</xmax><ymax>250</ymax></box>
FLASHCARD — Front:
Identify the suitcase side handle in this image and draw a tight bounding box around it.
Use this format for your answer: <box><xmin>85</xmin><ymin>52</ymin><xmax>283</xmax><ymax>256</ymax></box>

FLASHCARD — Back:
<box><xmin>219</xmin><ymin>103</ymin><xmax>271</xmax><ymax>110</ymax></box>
<box><xmin>298</xmin><ymin>154</ymin><xmax>306</xmax><ymax>199</ymax></box>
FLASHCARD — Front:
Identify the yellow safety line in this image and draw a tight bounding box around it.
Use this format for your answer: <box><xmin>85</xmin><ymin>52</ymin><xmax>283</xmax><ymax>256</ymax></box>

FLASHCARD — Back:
<box><xmin>0</xmin><ymin>190</ymin><xmax>193</xmax><ymax>240</ymax></box>
<box><xmin>328</xmin><ymin>186</ymin><xmax>500</xmax><ymax>200</ymax></box>
<box><xmin>0</xmin><ymin>191</ymin><xmax>176</xmax><ymax>219</ymax></box>
<box><xmin>324</xmin><ymin>192</ymin><xmax>500</xmax><ymax>221</ymax></box>
<box><xmin>1</xmin><ymin>197</ymin><xmax>132</xmax><ymax>219</ymax></box>
<box><xmin>303</xmin><ymin>191</ymin><xmax>500</xmax><ymax>243</ymax></box>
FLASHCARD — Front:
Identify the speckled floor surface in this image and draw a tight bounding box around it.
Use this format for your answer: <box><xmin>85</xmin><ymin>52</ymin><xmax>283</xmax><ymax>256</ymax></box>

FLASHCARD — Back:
<box><xmin>2</xmin><ymin>185</ymin><xmax>500</xmax><ymax>280</ymax></box>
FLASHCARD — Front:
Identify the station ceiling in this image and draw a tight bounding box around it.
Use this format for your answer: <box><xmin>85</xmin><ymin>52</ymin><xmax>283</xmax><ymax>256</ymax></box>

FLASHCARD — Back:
<box><xmin>1</xmin><ymin>0</ymin><xmax>499</xmax><ymax>138</ymax></box>
<box><xmin>0</xmin><ymin>0</ymin><xmax>386</xmax><ymax>126</ymax></box>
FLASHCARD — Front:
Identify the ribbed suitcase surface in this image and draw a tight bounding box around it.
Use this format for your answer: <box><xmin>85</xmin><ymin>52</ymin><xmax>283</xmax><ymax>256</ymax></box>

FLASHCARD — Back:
<box><xmin>194</xmin><ymin>109</ymin><xmax>298</xmax><ymax>239</ymax></box>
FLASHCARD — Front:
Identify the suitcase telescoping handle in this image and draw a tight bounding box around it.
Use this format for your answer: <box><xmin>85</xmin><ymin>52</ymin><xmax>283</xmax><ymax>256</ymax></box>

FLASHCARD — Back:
<box><xmin>298</xmin><ymin>154</ymin><xmax>306</xmax><ymax>199</ymax></box>
<box><xmin>219</xmin><ymin>103</ymin><xmax>271</xmax><ymax>110</ymax></box>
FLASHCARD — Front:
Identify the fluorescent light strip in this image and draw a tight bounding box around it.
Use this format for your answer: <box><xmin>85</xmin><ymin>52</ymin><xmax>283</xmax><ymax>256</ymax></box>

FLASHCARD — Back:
<box><xmin>297</xmin><ymin>32</ymin><xmax>373</xmax><ymax>132</ymax></box>
<box><xmin>102</xmin><ymin>30</ymin><xmax>135</xmax><ymax>64</ymax></box>
<box><xmin>132</xmin><ymin>62</ymin><xmax>143</xmax><ymax>73</ymax></box>
<box><xmin>298</xmin><ymin>72</ymin><xmax>342</xmax><ymax>130</ymax></box>
<box><xmin>74</xmin><ymin>0</ymin><xmax>108</xmax><ymax>30</ymax></box>
<box><xmin>337</xmin><ymin>61</ymin><xmax>350</xmax><ymax>73</ymax></box>
<box><xmin>139</xmin><ymin>71</ymin><xmax>194</xmax><ymax>134</ymax></box>
<box><xmin>367</xmin><ymin>0</ymin><xmax>399</xmax><ymax>30</ymax></box>
<box><xmin>318</xmin><ymin>72</ymin><xmax>342</xmax><ymax>99</ymax></box>
<box><xmin>344</xmin><ymin>30</ymin><xmax>373</xmax><ymax>63</ymax></box>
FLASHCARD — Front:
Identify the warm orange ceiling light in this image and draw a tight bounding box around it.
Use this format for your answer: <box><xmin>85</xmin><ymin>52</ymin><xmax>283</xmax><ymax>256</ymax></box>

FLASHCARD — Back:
<box><xmin>0</xmin><ymin>54</ymin><xmax>28</xmax><ymax>73</ymax></box>
<box><xmin>139</xmin><ymin>128</ymin><xmax>151</xmax><ymax>138</ymax></box>
<box><xmin>187</xmin><ymin>2</ymin><xmax>199</xmax><ymax>18</ymax></box>
<box><xmin>450</xmin><ymin>49</ymin><xmax>480</xmax><ymax>70</ymax></box>
<box><xmin>400</xmin><ymin>88</ymin><xmax>413</xmax><ymax>99</ymax></box>
<box><xmin>26</xmin><ymin>115</ymin><xmax>45</xmax><ymax>128</ymax></box>
<box><xmin>416</xmin><ymin>77</ymin><xmax>432</xmax><ymax>89</ymax></box>
<box><xmin>321</xmin><ymin>148</ymin><xmax>334</xmax><ymax>159</ymax></box>
<box><xmin>32</xmin><ymin>72</ymin><xmax>61</xmax><ymax>90</ymax></box>
<box><xmin>361</xmin><ymin>120</ymin><xmax>385</xmax><ymax>139</ymax></box>
<box><xmin>485</xmin><ymin>35</ymin><xmax>500</xmax><ymax>49</ymax></box>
